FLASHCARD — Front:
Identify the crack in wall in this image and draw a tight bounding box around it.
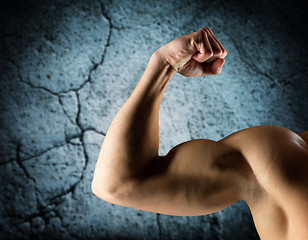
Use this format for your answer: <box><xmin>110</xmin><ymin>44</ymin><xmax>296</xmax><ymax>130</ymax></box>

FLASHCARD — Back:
<box><xmin>2</xmin><ymin>0</ymin><xmax>112</xmax><ymax>234</ymax></box>
<box><xmin>52</xmin><ymin>208</ymin><xmax>83</xmax><ymax>240</ymax></box>
<box><xmin>186</xmin><ymin>120</ymin><xmax>193</xmax><ymax>140</ymax></box>
<box><xmin>58</xmin><ymin>0</ymin><xmax>114</xmax><ymax>199</ymax></box>
<box><xmin>11</xmin><ymin>191</ymin><xmax>65</xmax><ymax>228</ymax></box>
<box><xmin>15</xmin><ymin>141</ymin><xmax>36</xmax><ymax>183</ymax></box>
<box><xmin>87</xmin><ymin>5</ymin><xmax>111</xmax><ymax>82</ymax></box>
<box><xmin>218</xmin><ymin>0</ymin><xmax>293</xmax><ymax>89</ymax></box>
<box><xmin>73</xmin><ymin>91</ymin><xmax>89</xmax><ymax>196</ymax></box>
<box><xmin>0</xmin><ymin>140</ymin><xmax>68</xmax><ymax>166</ymax></box>
<box><xmin>1</xmin><ymin>35</ymin><xmax>107</xmax><ymax>165</ymax></box>
<box><xmin>156</xmin><ymin>213</ymin><xmax>162</xmax><ymax>240</ymax></box>
<box><xmin>0</xmin><ymin>129</ymin><xmax>105</xmax><ymax>166</ymax></box>
<box><xmin>83</xmin><ymin>127</ymin><xmax>106</xmax><ymax>136</ymax></box>
<box><xmin>1</xmin><ymin>50</ymin><xmax>59</xmax><ymax>97</ymax></box>
<box><xmin>58</xmin><ymin>95</ymin><xmax>77</xmax><ymax>126</ymax></box>
<box><xmin>209</xmin><ymin>215</ymin><xmax>221</xmax><ymax>240</ymax></box>
<box><xmin>96</xmin><ymin>0</ymin><xmax>132</xmax><ymax>31</ymax></box>
<box><xmin>1</xmin><ymin>24</ymin><xmax>110</xmax><ymax>96</ymax></box>
<box><xmin>225</xmin><ymin>31</ymin><xmax>282</xmax><ymax>87</ymax></box>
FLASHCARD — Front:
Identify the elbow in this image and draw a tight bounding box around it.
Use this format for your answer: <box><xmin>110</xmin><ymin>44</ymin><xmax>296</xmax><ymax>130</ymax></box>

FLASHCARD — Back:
<box><xmin>91</xmin><ymin>178</ymin><xmax>102</xmax><ymax>198</ymax></box>
<box><xmin>91</xmin><ymin>176</ymin><xmax>118</xmax><ymax>202</ymax></box>
<box><xmin>91</xmin><ymin>176</ymin><xmax>136</xmax><ymax>206</ymax></box>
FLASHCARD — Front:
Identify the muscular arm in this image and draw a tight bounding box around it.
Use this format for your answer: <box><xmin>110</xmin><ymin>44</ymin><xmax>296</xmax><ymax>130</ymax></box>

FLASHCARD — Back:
<box><xmin>91</xmin><ymin>28</ymin><xmax>245</xmax><ymax>216</ymax></box>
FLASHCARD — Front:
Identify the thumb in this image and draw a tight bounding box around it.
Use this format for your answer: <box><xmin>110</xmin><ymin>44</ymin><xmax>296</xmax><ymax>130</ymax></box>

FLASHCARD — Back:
<box><xmin>210</xmin><ymin>58</ymin><xmax>225</xmax><ymax>75</ymax></box>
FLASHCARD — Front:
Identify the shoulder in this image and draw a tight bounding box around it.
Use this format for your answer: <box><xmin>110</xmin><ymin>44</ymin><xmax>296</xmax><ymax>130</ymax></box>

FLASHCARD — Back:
<box><xmin>219</xmin><ymin>125</ymin><xmax>308</xmax><ymax>171</ymax></box>
<box><xmin>219</xmin><ymin>125</ymin><xmax>308</xmax><ymax>220</ymax></box>
<box><xmin>219</xmin><ymin>125</ymin><xmax>307</xmax><ymax>149</ymax></box>
<box><xmin>219</xmin><ymin>125</ymin><xmax>308</xmax><ymax>185</ymax></box>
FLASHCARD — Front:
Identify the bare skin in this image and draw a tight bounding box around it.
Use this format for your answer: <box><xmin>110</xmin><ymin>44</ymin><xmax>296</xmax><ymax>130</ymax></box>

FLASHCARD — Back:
<box><xmin>92</xmin><ymin>27</ymin><xmax>308</xmax><ymax>240</ymax></box>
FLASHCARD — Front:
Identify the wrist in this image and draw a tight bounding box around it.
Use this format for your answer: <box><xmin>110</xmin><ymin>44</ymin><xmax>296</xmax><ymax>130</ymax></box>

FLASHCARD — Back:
<box><xmin>154</xmin><ymin>45</ymin><xmax>192</xmax><ymax>74</ymax></box>
<box><xmin>152</xmin><ymin>47</ymin><xmax>177</xmax><ymax>75</ymax></box>
<box><xmin>143</xmin><ymin>49</ymin><xmax>176</xmax><ymax>88</ymax></box>
<box><xmin>130</xmin><ymin>49</ymin><xmax>176</xmax><ymax>102</ymax></box>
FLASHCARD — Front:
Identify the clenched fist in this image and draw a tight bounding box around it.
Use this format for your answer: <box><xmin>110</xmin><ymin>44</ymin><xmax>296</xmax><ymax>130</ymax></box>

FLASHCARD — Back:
<box><xmin>156</xmin><ymin>27</ymin><xmax>227</xmax><ymax>77</ymax></box>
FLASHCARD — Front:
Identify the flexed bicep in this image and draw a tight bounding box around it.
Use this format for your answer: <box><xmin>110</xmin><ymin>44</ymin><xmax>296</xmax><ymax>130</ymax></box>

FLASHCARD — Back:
<box><xmin>95</xmin><ymin>139</ymin><xmax>250</xmax><ymax>216</ymax></box>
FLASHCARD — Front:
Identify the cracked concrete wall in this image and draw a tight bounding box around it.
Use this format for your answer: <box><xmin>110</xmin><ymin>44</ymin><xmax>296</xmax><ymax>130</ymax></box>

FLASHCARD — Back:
<box><xmin>0</xmin><ymin>0</ymin><xmax>307</xmax><ymax>239</ymax></box>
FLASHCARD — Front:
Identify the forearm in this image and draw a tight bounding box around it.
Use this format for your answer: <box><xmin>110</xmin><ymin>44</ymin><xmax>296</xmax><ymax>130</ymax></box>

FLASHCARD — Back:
<box><xmin>92</xmin><ymin>50</ymin><xmax>176</xmax><ymax>192</ymax></box>
<box><xmin>92</xmin><ymin>27</ymin><xmax>227</xmax><ymax>198</ymax></box>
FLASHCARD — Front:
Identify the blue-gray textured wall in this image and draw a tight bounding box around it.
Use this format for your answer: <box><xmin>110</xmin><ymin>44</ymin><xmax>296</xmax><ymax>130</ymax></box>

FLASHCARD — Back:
<box><xmin>0</xmin><ymin>0</ymin><xmax>307</xmax><ymax>239</ymax></box>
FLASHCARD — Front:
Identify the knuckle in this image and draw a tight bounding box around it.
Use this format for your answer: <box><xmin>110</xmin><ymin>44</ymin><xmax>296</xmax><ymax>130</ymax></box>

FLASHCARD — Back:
<box><xmin>205</xmin><ymin>27</ymin><xmax>213</xmax><ymax>34</ymax></box>
<box><xmin>214</xmin><ymin>49</ymin><xmax>223</xmax><ymax>56</ymax></box>
<box><xmin>195</xmin><ymin>29</ymin><xmax>204</xmax><ymax>39</ymax></box>
<box><xmin>220</xmin><ymin>48</ymin><xmax>227</xmax><ymax>57</ymax></box>
<box><xmin>201</xmin><ymin>27</ymin><xmax>210</xmax><ymax>32</ymax></box>
<box><xmin>223</xmin><ymin>49</ymin><xmax>228</xmax><ymax>57</ymax></box>
<box><xmin>207</xmin><ymin>50</ymin><xmax>214</xmax><ymax>57</ymax></box>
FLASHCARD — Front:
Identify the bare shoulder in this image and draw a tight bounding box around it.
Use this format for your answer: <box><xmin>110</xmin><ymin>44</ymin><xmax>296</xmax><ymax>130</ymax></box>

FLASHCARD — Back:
<box><xmin>219</xmin><ymin>125</ymin><xmax>308</xmax><ymax>238</ymax></box>
<box><xmin>219</xmin><ymin>125</ymin><xmax>308</xmax><ymax>179</ymax></box>
<box><xmin>219</xmin><ymin>125</ymin><xmax>308</xmax><ymax>195</ymax></box>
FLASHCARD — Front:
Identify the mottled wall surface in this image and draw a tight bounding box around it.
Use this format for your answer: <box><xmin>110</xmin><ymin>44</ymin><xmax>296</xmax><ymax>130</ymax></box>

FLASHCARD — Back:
<box><xmin>0</xmin><ymin>0</ymin><xmax>307</xmax><ymax>239</ymax></box>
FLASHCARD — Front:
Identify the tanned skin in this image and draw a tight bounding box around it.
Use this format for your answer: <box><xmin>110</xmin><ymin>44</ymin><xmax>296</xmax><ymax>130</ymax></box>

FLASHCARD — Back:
<box><xmin>92</xmin><ymin>27</ymin><xmax>308</xmax><ymax>240</ymax></box>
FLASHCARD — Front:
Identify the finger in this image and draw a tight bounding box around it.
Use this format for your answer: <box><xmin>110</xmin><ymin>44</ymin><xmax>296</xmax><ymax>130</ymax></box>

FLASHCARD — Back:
<box><xmin>202</xmin><ymin>28</ymin><xmax>222</xmax><ymax>63</ymax></box>
<box><xmin>192</xmin><ymin>30</ymin><xmax>214</xmax><ymax>63</ymax></box>
<box><xmin>201</xmin><ymin>57</ymin><xmax>225</xmax><ymax>76</ymax></box>
<box><xmin>178</xmin><ymin>58</ymin><xmax>207</xmax><ymax>77</ymax></box>
<box><xmin>207</xmin><ymin>28</ymin><xmax>227</xmax><ymax>58</ymax></box>
<box><xmin>202</xmin><ymin>28</ymin><xmax>224</xmax><ymax>63</ymax></box>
